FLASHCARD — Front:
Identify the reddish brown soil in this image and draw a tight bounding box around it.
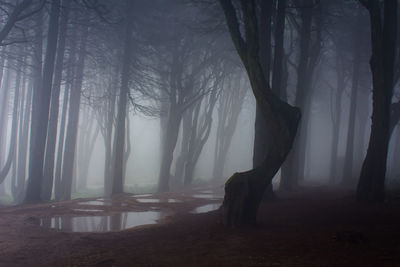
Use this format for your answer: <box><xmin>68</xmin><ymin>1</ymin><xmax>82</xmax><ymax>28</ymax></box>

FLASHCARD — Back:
<box><xmin>1</xmin><ymin>186</ymin><xmax>400</xmax><ymax>267</ymax></box>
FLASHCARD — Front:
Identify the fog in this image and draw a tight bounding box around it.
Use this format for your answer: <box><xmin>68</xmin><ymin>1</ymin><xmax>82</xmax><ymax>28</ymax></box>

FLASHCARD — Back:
<box><xmin>2</xmin><ymin>0</ymin><xmax>400</xmax><ymax>265</ymax></box>
<box><xmin>0</xmin><ymin>0</ymin><xmax>398</xmax><ymax>205</ymax></box>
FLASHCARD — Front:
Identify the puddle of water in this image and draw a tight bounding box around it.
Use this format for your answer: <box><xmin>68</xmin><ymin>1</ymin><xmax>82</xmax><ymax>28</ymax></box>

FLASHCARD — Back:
<box><xmin>167</xmin><ymin>199</ymin><xmax>182</xmax><ymax>203</ymax></box>
<box><xmin>40</xmin><ymin>211</ymin><xmax>164</xmax><ymax>232</ymax></box>
<box><xmin>73</xmin><ymin>209</ymin><xmax>103</xmax><ymax>212</ymax></box>
<box><xmin>136</xmin><ymin>198</ymin><xmax>182</xmax><ymax>203</ymax></box>
<box><xmin>132</xmin><ymin>194</ymin><xmax>152</xmax><ymax>198</ymax></box>
<box><xmin>198</xmin><ymin>190</ymin><xmax>214</xmax><ymax>194</ymax></box>
<box><xmin>190</xmin><ymin>203</ymin><xmax>221</xmax><ymax>214</ymax></box>
<box><xmin>78</xmin><ymin>200</ymin><xmax>110</xmax><ymax>206</ymax></box>
<box><xmin>136</xmin><ymin>198</ymin><xmax>161</xmax><ymax>203</ymax></box>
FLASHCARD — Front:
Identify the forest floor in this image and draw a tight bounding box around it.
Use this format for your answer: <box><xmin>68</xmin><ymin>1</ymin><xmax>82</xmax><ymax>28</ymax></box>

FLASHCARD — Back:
<box><xmin>1</xmin><ymin>184</ymin><xmax>400</xmax><ymax>267</ymax></box>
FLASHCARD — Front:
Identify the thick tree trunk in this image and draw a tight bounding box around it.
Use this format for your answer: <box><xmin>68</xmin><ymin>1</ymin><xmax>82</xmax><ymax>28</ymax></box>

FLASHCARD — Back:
<box><xmin>254</xmin><ymin>0</ymin><xmax>272</xmax><ymax>148</ymax></box>
<box><xmin>219</xmin><ymin>0</ymin><xmax>300</xmax><ymax>226</ymax></box>
<box><xmin>158</xmin><ymin>108</ymin><xmax>181</xmax><ymax>192</ymax></box>
<box><xmin>253</xmin><ymin>0</ymin><xmax>274</xmax><ymax>198</ymax></box>
<box><xmin>175</xmin><ymin>109</ymin><xmax>192</xmax><ymax>185</ymax></box>
<box><xmin>357</xmin><ymin>0</ymin><xmax>397</xmax><ymax>202</ymax></box>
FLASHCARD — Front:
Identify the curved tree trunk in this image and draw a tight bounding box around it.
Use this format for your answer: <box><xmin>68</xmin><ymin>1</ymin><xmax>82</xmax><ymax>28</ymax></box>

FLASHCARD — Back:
<box><xmin>219</xmin><ymin>0</ymin><xmax>300</xmax><ymax>226</ymax></box>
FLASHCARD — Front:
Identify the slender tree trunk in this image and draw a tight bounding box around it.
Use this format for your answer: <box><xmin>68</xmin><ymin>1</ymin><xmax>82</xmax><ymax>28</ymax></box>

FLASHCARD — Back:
<box><xmin>0</xmin><ymin>58</ymin><xmax>12</xmax><ymax>181</ymax></box>
<box><xmin>183</xmin><ymin>101</ymin><xmax>201</xmax><ymax>186</ymax></box>
<box><xmin>54</xmin><ymin>9</ymin><xmax>79</xmax><ymax>200</ymax></box>
<box><xmin>103</xmin><ymin>73</ymin><xmax>118</xmax><ymax>197</ymax></box>
<box><xmin>54</xmin><ymin>83</ymin><xmax>69</xmax><ymax>200</ymax></box>
<box><xmin>329</xmin><ymin>53</ymin><xmax>345</xmax><ymax>184</ymax></box>
<box><xmin>10</xmin><ymin>53</ymin><xmax>25</xmax><ymax>200</ymax></box>
<box><xmin>280</xmin><ymin>4</ymin><xmax>312</xmax><ymax>190</ymax></box>
<box><xmin>342</xmin><ymin>15</ymin><xmax>362</xmax><ymax>185</ymax></box>
<box><xmin>272</xmin><ymin>0</ymin><xmax>286</xmax><ymax>99</ymax></box>
<box><xmin>60</xmin><ymin>25</ymin><xmax>88</xmax><ymax>201</ymax></box>
<box><xmin>15</xmin><ymin>72</ymin><xmax>32</xmax><ymax>203</ymax></box>
<box><xmin>25</xmin><ymin>0</ymin><xmax>60</xmax><ymax>202</ymax></box>
<box><xmin>77</xmin><ymin>108</ymin><xmax>99</xmax><ymax>192</ymax></box>
<box><xmin>41</xmin><ymin>0</ymin><xmax>69</xmax><ymax>200</ymax></box>
<box><xmin>123</xmin><ymin>114</ymin><xmax>131</xmax><ymax>182</ymax></box>
<box><xmin>184</xmin><ymin>88</ymin><xmax>218</xmax><ymax>186</ymax></box>
<box><xmin>111</xmin><ymin>0</ymin><xmax>134</xmax><ymax>196</ymax></box>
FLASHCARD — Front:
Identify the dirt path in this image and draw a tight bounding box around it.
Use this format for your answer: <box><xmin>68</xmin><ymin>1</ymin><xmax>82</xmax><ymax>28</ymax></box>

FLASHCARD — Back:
<box><xmin>1</xmin><ymin>186</ymin><xmax>400</xmax><ymax>266</ymax></box>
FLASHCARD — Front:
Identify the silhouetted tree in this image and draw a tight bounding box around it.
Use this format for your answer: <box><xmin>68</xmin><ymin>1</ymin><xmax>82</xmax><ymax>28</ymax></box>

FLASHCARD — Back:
<box><xmin>357</xmin><ymin>0</ymin><xmax>397</xmax><ymax>202</ymax></box>
<box><xmin>25</xmin><ymin>0</ymin><xmax>60</xmax><ymax>202</ymax></box>
<box><xmin>219</xmin><ymin>0</ymin><xmax>300</xmax><ymax>226</ymax></box>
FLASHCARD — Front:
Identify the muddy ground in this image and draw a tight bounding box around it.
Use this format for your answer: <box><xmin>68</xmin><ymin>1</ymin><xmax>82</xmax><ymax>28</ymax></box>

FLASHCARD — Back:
<box><xmin>1</xmin><ymin>186</ymin><xmax>400</xmax><ymax>267</ymax></box>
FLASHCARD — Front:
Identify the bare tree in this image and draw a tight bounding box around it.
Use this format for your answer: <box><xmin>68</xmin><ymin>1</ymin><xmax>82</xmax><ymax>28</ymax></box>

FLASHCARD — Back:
<box><xmin>357</xmin><ymin>0</ymin><xmax>397</xmax><ymax>202</ymax></box>
<box><xmin>218</xmin><ymin>0</ymin><xmax>300</xmax><ymax>226</ymax></box>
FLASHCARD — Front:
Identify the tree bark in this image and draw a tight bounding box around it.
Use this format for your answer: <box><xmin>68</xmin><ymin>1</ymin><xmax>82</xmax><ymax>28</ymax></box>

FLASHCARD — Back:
<box><xmin>219</xmin><ymin>0</ymin><xmax>300</xmax><ymax>226</ymax></box>
<box><xmin>342</xmin><ymin>12</ymin><xmax>362</xmax><ymax>185</ymax></box>
<box><xmin>60</xmin><ymin>25</ymin><xmax>88</xmax><ymax>201</ymax></box>
<box><xmin>158</xmin><ymin>108</ymin><xmax>181</xmax><ymax>192</ymax></box>
<box><xmin>272</xmin><ymin>0</ymin><xmax>286</xmax><ymax>100</ymax></box>
<box><xmin>42</xmin><ymin>0</ymin><xmax>69</xmax><ymax>200</ymax></box>
<box><xmin>111</xmin><ymin>0</ymin><xmax>135</xmax><ymax>196</ymax></box>
<box><xmin>328</xmin><ymin>52</ymin><xmax>345</xmax><ymax>184</ymax></box>
<box><xmin>357</xmin><ymin>0</ymin><xmax>397</xmax><ymax>202</ymax></box>
<box><xmin>25</xmin><ymin>0</ymin><xmax>60</xmax><ymax>202</ymax></box>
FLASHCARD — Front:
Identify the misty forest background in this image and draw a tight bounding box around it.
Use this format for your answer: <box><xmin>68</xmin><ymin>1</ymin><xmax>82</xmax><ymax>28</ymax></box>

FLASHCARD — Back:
<box><xmin>0</xmin><ymin>0</ymin><xmax>399</xmax><ymax>207</ymax></box>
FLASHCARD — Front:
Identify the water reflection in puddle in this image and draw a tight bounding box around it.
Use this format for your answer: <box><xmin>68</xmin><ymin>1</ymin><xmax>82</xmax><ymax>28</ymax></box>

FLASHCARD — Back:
<box><xmin>199</xmin><ymin>190</ymin><xmax>214</xmax><ymax>194</ymax></box>
<box><xmin>136</xmin><ymin>198</ymin><xmax>182</xmax><ymax>203</ymax></box>
<box><xmin>132</xmin><ymin>194</ymin><xmax>152</xmax><ymax>198</ymax></box>
<box><xmin>78</xmin><ymin>200</ymin><xmax>110</xmax><ymax>206</ymax></box>
<box><xmin>190</xmin><ymin>203</ymin><xmax>221</xmax><ymax>214</ymax></box>
<box><xmin>40</xmin><ymin>211</ymin><xmax>164</xmax><ymax>232</ymax></box>
<box><xmin>73</xmin><ymin>209</ymin><xmax>103</xmax><ymax>212</ymax></box>
<box><xmin>166</xmin><ymin>199</ymin><xmax>182</xmax><ymax>203</ymax></box>
<box><xmin>136</xmin><ymin>198</ymin><xmax>160</xmax><ymax>203</ymax></box>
